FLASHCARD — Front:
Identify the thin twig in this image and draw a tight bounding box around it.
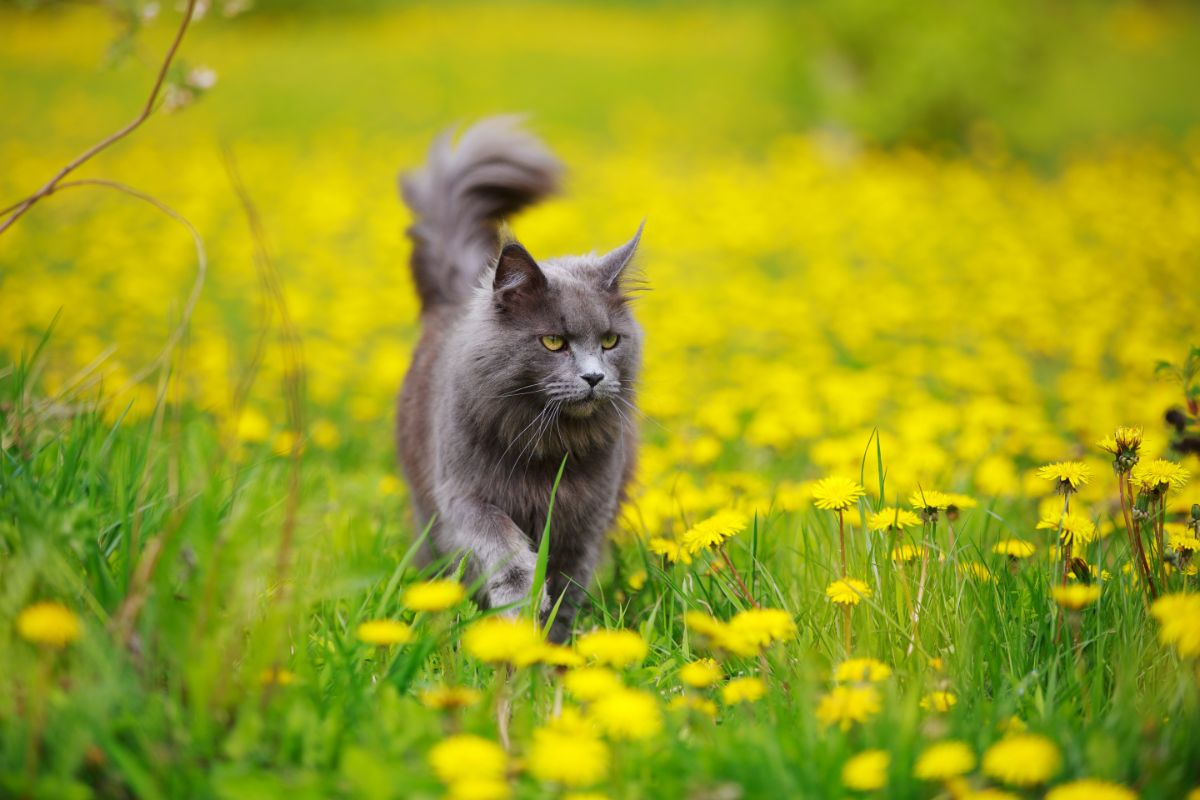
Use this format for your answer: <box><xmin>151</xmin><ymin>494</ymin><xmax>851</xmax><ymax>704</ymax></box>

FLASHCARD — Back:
<box><xmin>0</xmin><ymin>0</ymin><xmax>197</xmax><ymax>236</ymax></box>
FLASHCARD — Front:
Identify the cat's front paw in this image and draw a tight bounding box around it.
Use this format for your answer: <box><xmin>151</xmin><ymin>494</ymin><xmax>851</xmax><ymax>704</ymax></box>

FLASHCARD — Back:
<box><xmin>485</xmin><ymin>558</ymin><xmax>543</xmax><ymax>614</ymax></box>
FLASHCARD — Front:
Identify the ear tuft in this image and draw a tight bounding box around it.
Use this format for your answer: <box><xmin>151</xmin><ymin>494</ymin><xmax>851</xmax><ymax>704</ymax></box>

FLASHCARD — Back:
<box><xmin>598</xmin><ymin>220</ymin><xmax>645</xmax><ymax>291</ymax></box>
<box><xmin>493</xmin><ymin>241</ymin><xmax>547</xmax><ymax>308</ymax></box>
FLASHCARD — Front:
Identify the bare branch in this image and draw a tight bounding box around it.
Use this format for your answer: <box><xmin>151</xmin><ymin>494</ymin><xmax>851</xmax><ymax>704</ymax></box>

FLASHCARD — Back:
<box><xmin>0</xmin><ymin>0</ymin><xmax>198</xmax><ymax>236</ymax></box>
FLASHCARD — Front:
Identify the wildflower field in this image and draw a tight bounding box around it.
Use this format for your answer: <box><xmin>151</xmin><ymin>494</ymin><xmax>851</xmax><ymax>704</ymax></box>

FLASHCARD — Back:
<box><xmin>3</xmin><ymin>2</ymin><xmax>1200</xmax><ymax>798</ymax></box>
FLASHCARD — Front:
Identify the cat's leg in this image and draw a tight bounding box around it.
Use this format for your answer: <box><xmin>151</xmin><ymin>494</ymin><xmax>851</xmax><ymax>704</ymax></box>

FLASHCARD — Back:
<box><xmin>543</xmin><ymin>529</ymin><xmax>604</xmax><ymax>643</ymax></box>
<box><xmin>439</xmin><ymin>499</ymin><xmax>548</xmax><ymax>615</ymax></box>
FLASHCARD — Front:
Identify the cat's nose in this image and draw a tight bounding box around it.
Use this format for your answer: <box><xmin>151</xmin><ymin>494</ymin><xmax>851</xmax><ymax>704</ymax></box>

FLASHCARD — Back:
<box><xmin>581</xmin><ymin>372</ymin><xmax>604</xmax><ymax>388</ymax></box>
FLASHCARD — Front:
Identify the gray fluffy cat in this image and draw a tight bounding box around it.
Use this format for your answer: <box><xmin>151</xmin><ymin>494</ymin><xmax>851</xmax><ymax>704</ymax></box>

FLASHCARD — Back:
<box><xmin>395</xmin><ymin>117</ymin><xmax>643</xmax><ymax>642</ymax></box>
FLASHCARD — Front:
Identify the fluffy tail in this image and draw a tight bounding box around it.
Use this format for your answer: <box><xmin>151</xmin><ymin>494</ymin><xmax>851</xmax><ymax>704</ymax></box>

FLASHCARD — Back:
<box><xmin>399</xmin><ymin>116</ymin><xmax>562</xmax><ymax>308</ymax></box>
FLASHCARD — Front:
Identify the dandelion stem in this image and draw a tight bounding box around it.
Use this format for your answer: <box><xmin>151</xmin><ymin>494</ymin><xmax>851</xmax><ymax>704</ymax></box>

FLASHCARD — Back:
<box><xmin>1118</xmin><ymin>471</ymin><xmax>1156</xmax><ymax>600</ymax></box>
<box><xmin>838</xmin><ymin>509</ymin><xmax>847</xmax><ymax>577</ymax></box>
<box><xmin>719</xmin><ymin>547</ymin><xmax>759</xmax><ymax>608</ymax></box>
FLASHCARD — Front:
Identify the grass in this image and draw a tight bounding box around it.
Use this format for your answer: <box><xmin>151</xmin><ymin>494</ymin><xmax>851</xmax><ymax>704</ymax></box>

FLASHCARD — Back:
<box><xmin>3</xmin><ymin>2</ymin><xmax>1200</xmax><ymax>799</ymax></box>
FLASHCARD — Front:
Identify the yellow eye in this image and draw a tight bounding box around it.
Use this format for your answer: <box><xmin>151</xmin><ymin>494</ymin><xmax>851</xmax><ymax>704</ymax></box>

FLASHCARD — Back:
<box><xmin>541</xmin><ymin>335</ymin><xmax>566</xmax><ymax>352</ymax></box>
<box><xmin>601</xmin><ymin>333</ymin><xmax>620</xmax><ymax>350</ymax></box>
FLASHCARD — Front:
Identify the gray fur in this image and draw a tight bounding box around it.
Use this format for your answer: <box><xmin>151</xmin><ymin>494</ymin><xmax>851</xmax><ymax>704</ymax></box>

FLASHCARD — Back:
<box><xmin>396</xmin><ymin>118</ymin><xmax>643</xmax><ymax>642</ymax></box>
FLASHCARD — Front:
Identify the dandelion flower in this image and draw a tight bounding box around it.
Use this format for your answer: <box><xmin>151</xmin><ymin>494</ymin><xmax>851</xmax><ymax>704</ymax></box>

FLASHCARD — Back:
<box><xmin>647</xmin><ymin>536</ymin><xmax>692</xmax><ymax>565</ymax></box>
<box><xmin>429</xmin><ymin>734</ymin><xmax>507</xmax><ymax>784</ymax></box>
<box><xmin>812</xmin><ymin>477</ymin><xmax>866</xmax><ymax>511</ymax></box>
<box><xmin>1037</xmin><ymin>461</ymin><xmax>1092</xmax><ymax>493</ymax></box>
<box><xmin>538</xmin><ymin>643</ymin><xmax>585</xmax><ymax>668</ymax></box>
<box><xmin>1045</xmin><ymin>779</ymin><xmax>1137</xmax><ymax>800</ymax></box>
<box><xmin>16</xmin><ymin>602</ymin><xmax>81</xmax><ymax>647</ymax></box>
<box><xmin>668</xmin><ymin>695</ymin><xmax>719</xmax><ymax>718</ymax></box>
<box><xmin>1131</xmin><ymin>459</ymin><xmax>1190</xmax><ymax>493</ymax></box>
<box><xmin>576</xmin><ymin>629</ymin><xmax>648</xmax><ymax>668</ymax></box>
<box><xmin>826</xmin><ymin>578</ymin><xmax>872</xmax><ymax>606</ymax></box>
<box><xmin>259</xmin><ymin>668</ymin><xmax>295</xmax><ymax>686</ymax></box>
<box><xmin>993</xmin><ymin>539</ymin><xmax>1036</xmax><ymax>559</ymax></box>
<box><xmin>463</xmin><ymin>617</ymin><xmax>544</xmax><ymax>666</ymax></box>
<box><xmin>914</xmin><ymin>740</ymin><xmax>976</xmax><ymax>780</ymax></box>
<box><xmin>909</xmin><ymin>489</ymin><xmax>953</xmax><ymax>512</ymax></box>
<box><xmin>721</xmin><ymin>676</ymin><xmax>766</xmax><ymax>704</ymax></box>
<box><xmin>726</xmin><ymin>607</ymin><xmax>796</xmax><ymax>647</ymax></box>
<box><xmin>403</xmin><ymin>579</ymin><xmax>467</xmax><ymax>612</ymax></box>
<box><xmin>1150</xmin><ymin>592</ymin><xmax>1200</xmax><ymax>657</ymax></box>
<box><xmin>355</xmin><ymin>619</ymin><xmax>412</xmax><ymax>646</ymax></box>
<box><xmin>891</xmin><ymin>543</ymin><xmax>924</xmax><ymax>563</ymax></box>
<box><xmin>1052</xmin><ymin>583</ymin><xmax>1101</xmax><ymax>610</ymax></box>
<box><xmin>527</xmin><ymin>723</ymin><xmax>609</xmax><ymax>787</ymax></box>
<box><xmin>681</xmin><ymin>509</ymin><xmax>749</xmax><ymax>553</ymax></box>
<box><xmin>920</xmin><ymin>691</ymin><xmax>958</xmax><ymax>712</ymax></box>
<box><xmin>1098</xmin><ymin>426</ymin><xmax>1143</xmax><ymax>456</ymax></box>
<box><xmin>1037</xmin><ymin>511</ymin><xmax>1098</xmax><ymax>546</ymax></box>
<box><xmin>815</xmin><ymin>685</ymin><xmax>881</xmax><ymax>730</ymax></box>
<box><xmin>421</xmin><ymin>685</ymin><xmax>483</xmax><ymax>710</ymax></box>
<box><xmin>958</xmin><ymin>562</ymin><xmax>994</xmax><ymax>582</ymax></box>
<box><xmin>868</xmin><ymin>507</ymin><xmax>922</xmax><ymax>532</ymax></box>
<box><xmin>981</xmin><ymin>734</ymin><xmax>1061</xmax><ymax>787</ymax></box>
<box><xmin>564</xmin><ymin>667</ymin><xmax>623</xmax><ymax>701</ymax></box>
<box><xmin>842</xmin><ymin>749</ymin><xmax>889</xmax><ymax>792</ymax></box>
<box><xmin>836</xmin><ymin>657</ymin><xmax>892</xmax><ymax>683</ymax></box>
<box><xmin>589</xmin><ymin>687</ymin><xmax>662</xmax><ymax>740</ymax></box>
<box><xmin>679</xmin><ymin>659</ymin><xmax>722</xmax><ymax>688</ymax></box>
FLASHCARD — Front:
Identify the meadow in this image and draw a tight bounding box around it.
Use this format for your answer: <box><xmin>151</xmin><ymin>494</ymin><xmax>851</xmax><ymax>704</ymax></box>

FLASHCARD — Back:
<box><xmin>2</xmin><ymin>2</ymin><xmax>1200</xmax><ymax>798</ymax></box>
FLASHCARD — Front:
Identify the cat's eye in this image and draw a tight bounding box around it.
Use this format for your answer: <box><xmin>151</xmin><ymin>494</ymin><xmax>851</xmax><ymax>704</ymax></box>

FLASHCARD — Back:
<box><xmin>601</xmin><ymin>333</ymin><xmax>620</xmax><ymax>350</ymax></box>
<box><xmin>541</xmin><ymin>335</ymin><xmax>566</xmax><ymax>352</ymax></box>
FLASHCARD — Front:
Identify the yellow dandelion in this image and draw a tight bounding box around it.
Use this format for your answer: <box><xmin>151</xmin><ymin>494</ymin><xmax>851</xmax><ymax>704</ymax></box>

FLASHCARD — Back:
<box><xmin>647</xmin><ymin>536</ymin><xmax>692</xmax><ymax>565</ymax></box>
<box><xmin>891</xmin><ymin>543</ymin><xmax>924</xmax><ymax>563</ymax></box>
<box><xmin>1150</xmin><ymin>592</ymin><xmax>1200</xmax><ymax>657</ymax></box>
<box><xmin>993</xmin><ymin>539</ymin><xmax>1036</xmax><ymax>559</ymax></box>
<box><xmin>815</xmin><ymin>684</ymin><xmax>881</xmax><ymax>730</ymax></box>
<box><xmin>527</xmin><ymin>723</ymin><xmax>609</xmax><ymax>787</ymax></box>
<box><xmin>259</xmin><ymin>668</ymin><xmax>295</xmax><ymax>686</ymax></box>
<box><xmin>668</xmin><ymin>695</ymin><xmax>718</xmax><ymax>718</ymax></box>
<box><xmin>1131</xmin><ymin>459</ymin><xmax>1190</xmax><ymax>493</ymax></box>
<box><xmin>721</xmin><ymin>676</ymin><xmax>766</xmax><ymax>704</ymax></box>
<box><xmin>811</xmin><ymin>477</ymin><xmax>867</xmax><ymax>511</ymax></box>
<box><xmin>1037</xmin><ymin>511</ymin><xmax>1098</xmax><ymax>547</ymax></box>
<box><xmin>563</xmin><ymin>667</ymin><xmax>623</xmax><ymax>701</ymax></box>
<box><xmin>725</xmin><ymin>607</ymin><xmax>796</xmax><ymax>647</ymax></box>
<box><xmin>679</xmin><ymin>658</ymin><xmax>722</xmax><ymax>688</ymax></box>
<box><xmin>826</xmin><ymin>577</ymin><xmax>872</xmax><ymax>606</ymax></box>
<box><xmin>589</xmin><ymin>687</ymin><xmax>663</xmax><ymax>740</ymax></box>
<box><xmin>981</xmin><ymin>734</ymin><xmax>1061</xmax><ymax>787</ymax></box>
<box><xmin>1052</xmin><ymin>583</ymin><xmax>1101</xmax><ymax>610</ymax></box>
<box><xmin>575</xmin><ymin>629</ymin><xmax>648</xmax><ymax>668</ymax></box>
<box><xmin>16</xmin><ymin>602</ymin><xmax>81</xmax><ymax>648</ymax></box>
<box><xmin>958</xmin><ymin>562</ymin><xmax>994</xmax><ymax>582</ymax></box>
<box><xmin>1045</xmin><ymin>779</ymin><xmax>1137</xmax><ymax>800</ymax></box>
<box><xmin>835</xmin><ymin>657</ymin><xmax>892</xmax><ymax>683</ymax></box>
<box><xmin>429</xmin><ymin>734</ymin><xmax>507</xmax><ymax>784</ymax></box>
<box><xmin>842</xmin><ymin>749</ymin><xmax>889</xmax><ymax>792</ymax></box>
<box><xmin>1037</xmin><ymin>461</ymin><xmax>1092</xmax><ymax>492</ymax></box>
<box><xmin>909</xmin><ymin>489</ymin><xmax>953</xmax><ymax>511</ymax></box>
<box><xmin>462</xmin><ymin>617</ymin><xmax>544</xmax><ymax>666</ymax></box>
<box><xmin>868</xmin><ymin>507</ymin><xmax>923</xmax><ymax>532</ymax></box>
<box><xmin>914</xmin><ymin>740</ymin><xmax>976</xmax><ymax>780</ymax></box>
<box><xmin>538</xmin><ymin>643</ymin><xmax>586</xmax><ymax>668</ymax></box>
<box><xmin>355</xmin><ymin>619</ymin><xmax>412</xmax><ymax>646</ymax></box>
<box><xmin>1098</xmin><ymin>426</ymin><xmax>1143</xmax><ymax>458</ymax></box>
<box><xmin>403</xmin><ymin>579</ymin><xmax>467</xmax><ymax>612</ymax></box>
<box><xmin>681</xmin><ymin>508</ymin><xmax>749</xmax><ymax>553</ymax></box>
<box><xmin>920</xmin><ymin>691</ymin><xmax>958</xmax><ymax>712</ymax></box>
<box><xmin>421</xmin><ymin>685</ymin><xmax>483</xmax><ymax>710</ymax></box>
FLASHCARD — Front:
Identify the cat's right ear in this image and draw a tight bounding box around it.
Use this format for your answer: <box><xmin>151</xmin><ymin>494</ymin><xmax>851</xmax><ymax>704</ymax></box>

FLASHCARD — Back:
<box><xmin>493</xmin><ymin>242</ymin><xmax>547</xmax><ymax>309</ymax></box>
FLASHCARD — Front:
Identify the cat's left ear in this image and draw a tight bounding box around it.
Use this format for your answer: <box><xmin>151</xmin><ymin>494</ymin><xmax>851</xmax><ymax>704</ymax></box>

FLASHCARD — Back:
<box><xmin>596</xmin><ymin>220</ymin><xmax>644</xmax><ymax>291</ymax></box>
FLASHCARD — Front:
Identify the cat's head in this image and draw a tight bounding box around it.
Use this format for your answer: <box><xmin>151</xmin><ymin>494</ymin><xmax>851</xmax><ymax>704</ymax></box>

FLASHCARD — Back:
<box><xmin>481</xmin><ymin>224</ymin><xmax>644</xmax><ymax>424</ymax></box>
